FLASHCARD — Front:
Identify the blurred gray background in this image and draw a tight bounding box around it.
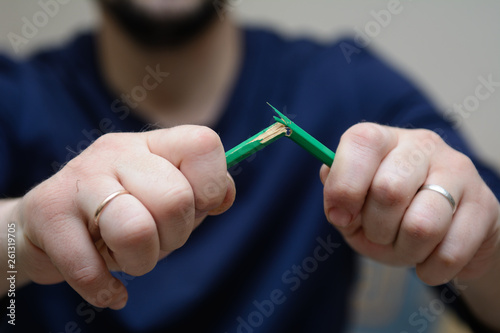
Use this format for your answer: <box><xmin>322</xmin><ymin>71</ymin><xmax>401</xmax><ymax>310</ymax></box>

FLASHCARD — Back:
<box><xmin>0</xmin><ymin>0</ymin><xmax>498</xmax><ymax>171</ymax></box>
<box><xmin>0</xmin><ymin>1</ymin><xmax>497</xmax><ymax>332</ymax></box>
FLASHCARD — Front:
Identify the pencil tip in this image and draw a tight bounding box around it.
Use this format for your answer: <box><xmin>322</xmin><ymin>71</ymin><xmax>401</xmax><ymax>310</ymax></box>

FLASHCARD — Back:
<box><xmin>266</xmin><ymin>102</ymin><xmax>291</xmax><ymax>125</ymax></box>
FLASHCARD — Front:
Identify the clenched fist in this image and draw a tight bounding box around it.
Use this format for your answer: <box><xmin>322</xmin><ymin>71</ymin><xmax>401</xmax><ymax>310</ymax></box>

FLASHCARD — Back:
<box><xmin>3</xmin><ymin>126</ymin><xmax>235</xmax><ymax>309</ymax></box>
<box><xmin>321</xmin><ymin>123</ymin><xmax>499</xmax><ymax>285</ymax></box>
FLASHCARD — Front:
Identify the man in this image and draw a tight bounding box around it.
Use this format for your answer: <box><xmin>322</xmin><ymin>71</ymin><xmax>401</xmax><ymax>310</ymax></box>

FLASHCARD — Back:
<box><xmin>0</xmin><ymin>0</ymin><xmax>499</xmax><ymax>332</ymax></box>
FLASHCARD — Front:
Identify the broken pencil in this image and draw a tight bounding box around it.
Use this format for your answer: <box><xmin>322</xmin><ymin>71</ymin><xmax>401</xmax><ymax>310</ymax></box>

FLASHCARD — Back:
<box><xmin>225</xmin><ymin>104</ymin><xmax>335</xmax><ymax>168</ymax></box>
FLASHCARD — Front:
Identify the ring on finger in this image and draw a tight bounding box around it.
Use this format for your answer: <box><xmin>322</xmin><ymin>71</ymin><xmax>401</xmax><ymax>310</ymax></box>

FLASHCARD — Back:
<box><xmin>94</xmin><ymin>190</ymin><xmax>130</xmax><ymax>227</ymax></box>
<box><xmin>418</xmin><ymin>184</ymin><xmax>456</xmax><ymax>214</ymax></box>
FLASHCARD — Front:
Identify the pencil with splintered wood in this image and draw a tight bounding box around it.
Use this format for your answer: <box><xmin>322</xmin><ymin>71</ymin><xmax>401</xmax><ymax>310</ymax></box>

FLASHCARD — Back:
<box><xmin>225</xmin><ymin>103</ymin><xmax>336</xmax><ymax>168</ymax></box>
<box><xmin>268</xmin><ymin>103</ymin><xmax>335</xmax><ymax>167</ymax></box>
<box><xmin>225</xmin><ymin>121</ymin><xmax>290</xmax><ymax>168</ymax></box>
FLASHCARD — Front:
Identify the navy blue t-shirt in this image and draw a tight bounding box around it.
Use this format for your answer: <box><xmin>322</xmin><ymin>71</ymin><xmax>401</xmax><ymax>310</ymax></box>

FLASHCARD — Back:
<box><xmin>1</xmin><ymin>28</ymin><xmax>499</xmax><ymax>332</ymax></box>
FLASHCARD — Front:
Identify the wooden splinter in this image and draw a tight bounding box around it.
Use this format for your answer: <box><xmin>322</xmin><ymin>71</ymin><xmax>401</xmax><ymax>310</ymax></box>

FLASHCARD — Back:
<box><xmin>225</xmin><ymin>103</ymin><xmax>336</xmax><ymax>169</ymax></box>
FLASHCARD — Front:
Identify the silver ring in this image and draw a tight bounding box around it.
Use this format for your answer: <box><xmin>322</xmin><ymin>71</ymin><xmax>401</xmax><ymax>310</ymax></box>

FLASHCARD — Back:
<box><xmin>419</xmin><ymin>184</ymin><xmax>456</xmax><ymax>214</ymax></box>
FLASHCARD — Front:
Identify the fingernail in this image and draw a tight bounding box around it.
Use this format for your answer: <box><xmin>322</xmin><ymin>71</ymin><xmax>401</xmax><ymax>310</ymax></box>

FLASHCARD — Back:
<box><xmin>109</xmin><ymin>294</ymin><xmax>128</xmax><ymax>310</ymax></box>
<box><xmin>328</xmin><ymin>207</ymin><xmax>352</xmax><ymax>227</ymax></box>
<box><xmin>319</xmin><ymin>165</ymin><xmax>330</xmax><ymax>185</ymax></box>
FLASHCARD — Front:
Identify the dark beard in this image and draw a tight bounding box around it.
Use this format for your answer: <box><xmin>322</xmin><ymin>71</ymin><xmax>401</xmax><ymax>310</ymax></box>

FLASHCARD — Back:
<box><xmin>98</xmin><ymin>0</ymin><xmax>223</xmax><ymax>50</ymax></box>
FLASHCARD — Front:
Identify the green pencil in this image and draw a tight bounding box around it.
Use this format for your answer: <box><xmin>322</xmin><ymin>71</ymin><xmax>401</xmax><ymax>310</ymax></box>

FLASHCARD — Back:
<box><xmin>225</xmin><ymin>104</ymin><xmax>335</xmax><ymax>168</ymax></box>
<box><xmin>225</xmin><ymin>121</ymin><xmax>289</xmax><ymax>168</ymax></box>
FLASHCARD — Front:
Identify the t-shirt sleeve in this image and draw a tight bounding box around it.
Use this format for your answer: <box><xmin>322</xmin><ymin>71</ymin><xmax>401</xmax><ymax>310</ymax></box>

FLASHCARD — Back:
<box><xmin>0</xmin><ymin>55</ymin><xmax>21</xmax><ymax>196</ymax></box>
<box><xmin>0</xmin><ymin>125</ymin><xmax>12</xmax><ymax>195</ymax></box>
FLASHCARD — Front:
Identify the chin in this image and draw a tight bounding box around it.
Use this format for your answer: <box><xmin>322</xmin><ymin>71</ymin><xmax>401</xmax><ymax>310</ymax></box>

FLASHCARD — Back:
<box><xmin>100</xmin><ymin>0</ymin><xmax>223</xmax><ymax>49</ymax></box>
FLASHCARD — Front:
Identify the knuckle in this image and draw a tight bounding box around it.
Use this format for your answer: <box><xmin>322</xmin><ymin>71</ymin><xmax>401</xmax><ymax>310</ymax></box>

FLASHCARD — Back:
<box><xmin>64</xmin><ymin>133</ymin><xmax>131</xmax><ymax>175</ymax></box>
<box><xmin>403</xmin><ymin>211</ymin><xmax>442</xmax><ymax>243</ymax></box>
<box><xmin>88</xmin><ymin>133</ymin><xmax>117</xmax><ymax>153</ymax></box>
<box><xmin>169</xmin><ymin>184</ymin><xmax>195</xmax><ymax>214</ymax></box>
<box><xmin>325</xmin><ymin>180</ymin><xmax>360</xmax><ymax>204</ymax></box>
<box><xmin>163</xmin><ymin>221</ymin><xmax>191</xmax><ymax>252</ymax></box>
<box><xmin>449</xmin><ymin>152</ymin><xmax>475</xmax><ymax>175</ymax></box>
<box><xmin>345</xmin><ymin>123</ymin><xmax>387</xmax><ymax>152</ymax></box>
<box><xmin>195</xmin><ymin>175</ymin><xmax>228</xmax><ymax>211</ymax></box>
<box><xmin>170</xmin><ymin>228</ymin><xmax>191</xmax><ymax>251</ymax></box>
<box><xmin>415</xmin><ymin>128</ymin><xmax>442</xmax><ymax>144</ymax></box>
<box><xmin>119</xmin><ymin>214</ymin><xmax>158</xmax><ymax>248</ymax></box>
<box><xmin>416</xmin><ymin>253</ymin><xmax>461</xmax><ymax>286</ymax></box>
<box><xmin>69</xmin><ymin>265</ymin><xmax>106</xmax><ymax>292</ymax></box>
<box><xmin>437</xmin><ymin>249</ymin><xmax>466</xmax><ymax>273</ymax></box>
<box><xmin>162</xmin><ymin>186</ymin><xmax>195</xmax><ymax>250</ymax></box>
<box><xmin>185</xmin><ymin>126</ymin><xmax>222</xmax><ymax>157</ymax></box>
<box><xmin>370</xmin><ymin>175</ymin><xmax>407</xmax><ymax>207</ymax></box>
<box><xmin>63</xmin><ymin>153</ymin><xmax>87</xmax><ymax>175</ymax></box>
<box><xmin>108</xmin><ymin>214</ymin><xmax>158</xmax><ymax>277</ymax></box>
<box><xmin>88</xmin><ymin>133</ymin><xmax>133</xmax><ymax>157</ymax></box>
<box><xmin>485</xmin><ymin>191</ymin><xmax>500</xmax><ymax>221</ymax></box>
<box><xmin>157</xmin><ymin>181</ymin><xmax>194</xmax><ymax>216</ymax></box>
<box><xmin>92</xmin><ymin>132</ymin><xmax>120</xmax><ymax>148</ymax></box>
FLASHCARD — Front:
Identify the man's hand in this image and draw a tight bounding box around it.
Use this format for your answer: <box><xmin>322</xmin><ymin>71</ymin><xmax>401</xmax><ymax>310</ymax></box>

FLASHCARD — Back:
<box><xmin>9</xmin><ymin>126</ymin><xmax>235</xmax><ymax>310</ymax></box>
<box><xmin>321</xmin><ymin>123</ymin><xmax>499</xmax><ymax>285</ymax></box>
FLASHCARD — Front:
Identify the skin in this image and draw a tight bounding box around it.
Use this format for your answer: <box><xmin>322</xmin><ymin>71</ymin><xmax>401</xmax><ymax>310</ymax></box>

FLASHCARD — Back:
<box><xmin>1</xmin><ymin>128</ymin><xmax>236</xmax><ymax>309</ymax></box>
<box><xmin>320</xmin><ymin>124</ymin><xmax>500</xmax><ymax>329</ymax></box>
<box><xmin>0</xmin><ymin>0</ymin><xmax>499</xmax><ymax>329</ymax></box>
<box><xmin>97</xmin><ymin>0</ymin><xmax>242</xmax><ymax>128</ymax></box>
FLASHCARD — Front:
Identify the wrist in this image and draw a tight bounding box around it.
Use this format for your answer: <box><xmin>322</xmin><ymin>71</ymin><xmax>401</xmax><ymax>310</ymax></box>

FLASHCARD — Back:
<box><xmin>460</xmin><ymin>225</ymin><xmax>500</xmax><ymax>330</ymax></box>
<box><xmin>1</xmin><ymin>198</ymin><xmax>33</xmax><ymax>296</ymax></box>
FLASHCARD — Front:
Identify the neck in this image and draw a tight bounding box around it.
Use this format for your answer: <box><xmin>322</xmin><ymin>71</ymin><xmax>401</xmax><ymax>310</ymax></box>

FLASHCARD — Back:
<box><xmin>97</xmin><ymin>12</ymin><xmax>242</xmax><ymax>127</ymax></box>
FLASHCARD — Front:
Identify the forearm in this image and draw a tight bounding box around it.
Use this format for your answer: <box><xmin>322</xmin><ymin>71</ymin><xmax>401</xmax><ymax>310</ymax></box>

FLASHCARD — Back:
<box><xmin>0</xmin><ymin>198</ymin><xmax>31</xmax><ymax>296</ymax></box>
<box><xmin>461</xmin><ymin>215</ymin><xmax>500</xmax><ymax>331</ymax></box>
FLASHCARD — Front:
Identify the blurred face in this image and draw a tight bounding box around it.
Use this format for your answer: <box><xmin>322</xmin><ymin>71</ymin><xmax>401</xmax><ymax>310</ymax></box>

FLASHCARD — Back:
<box><xmin>99</xmin><ymin>0</ymin><xmax>224</xmax><ymax>49</ymax></box>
